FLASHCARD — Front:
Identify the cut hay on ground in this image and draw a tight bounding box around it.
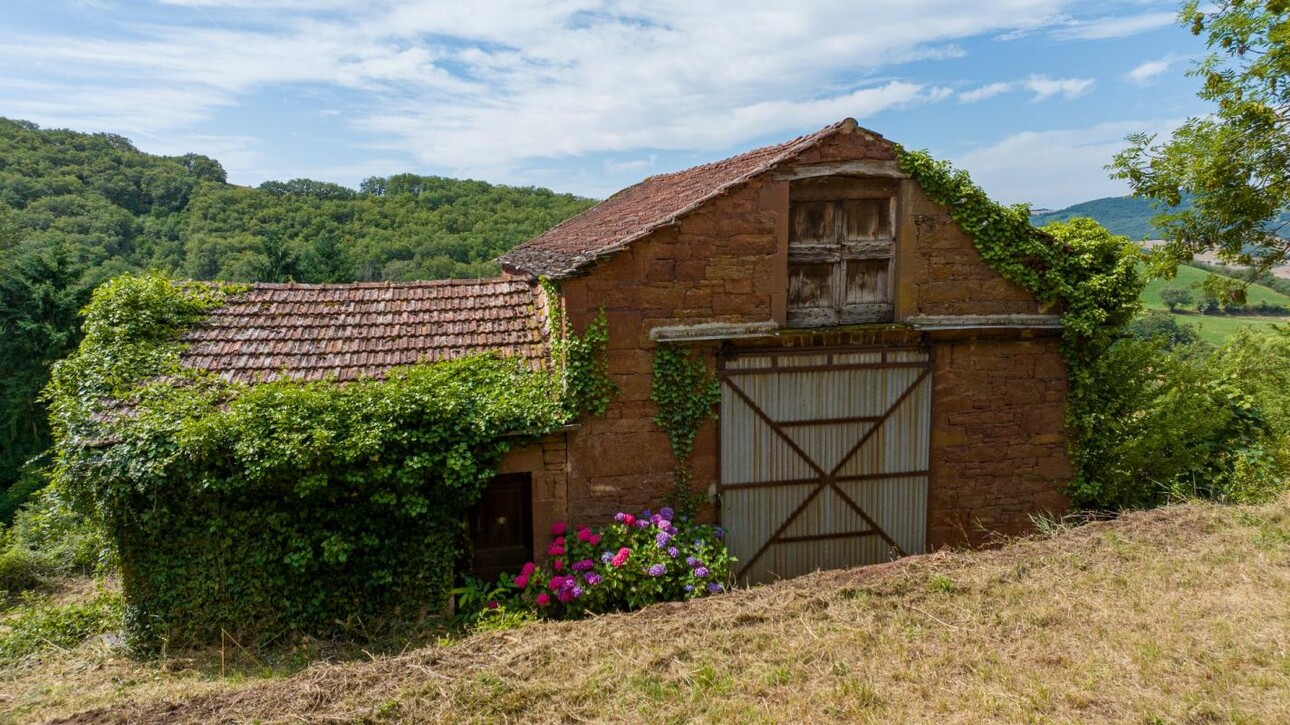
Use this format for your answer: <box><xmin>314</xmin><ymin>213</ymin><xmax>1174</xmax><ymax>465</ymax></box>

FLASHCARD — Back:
<box><xmin>12</xmin><ymin>496</ymin><xmax>1290</xmax><ymax>724</ymax></box>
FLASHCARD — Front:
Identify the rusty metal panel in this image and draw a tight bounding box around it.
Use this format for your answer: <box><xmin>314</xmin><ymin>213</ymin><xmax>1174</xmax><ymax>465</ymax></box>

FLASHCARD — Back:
<box><xmin>719</xmin><ymin>349</ymin><xmax>931</xmax><ymax>584</ymax></box>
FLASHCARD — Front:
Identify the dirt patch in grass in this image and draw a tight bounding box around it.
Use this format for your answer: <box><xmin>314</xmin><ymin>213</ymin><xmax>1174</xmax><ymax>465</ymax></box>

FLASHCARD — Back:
<box><xmin>16</xmin><ymin>496</ymin><xmax>1290</xmax><ymax>724</ymax></box>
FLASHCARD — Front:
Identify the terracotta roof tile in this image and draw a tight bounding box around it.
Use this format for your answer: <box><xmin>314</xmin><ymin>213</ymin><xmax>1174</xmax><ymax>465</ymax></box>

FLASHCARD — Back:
<box><xmin>180</xmin><ymin>279</ymin><xmax>548</xmax><ymax>383</ymax></box>
<box><xmin>497</xmin><ymin>118</ymin><xmax>871</xmax><ymax>278</ymax></box>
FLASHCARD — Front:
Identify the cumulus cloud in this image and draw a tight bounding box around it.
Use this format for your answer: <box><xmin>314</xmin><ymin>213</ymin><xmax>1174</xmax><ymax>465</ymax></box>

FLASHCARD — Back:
<box><xmin>1023</xmin><ymin>75</ymin><xmax>1095</xmax><ymax>100</ymax></box>
<box><xmin>959</xmin><ymin>75</ymin><xmax>1093</xmax><ymax>103</ymax></box>
<box><xmin>1127</xmin><ymin>56</ymin><xmax>1174</xmax><ymax>85</ymax></box>
<box><xmin>955</xmin><ymin>119</ymin><xmax>1182</xmax><ymax>207</ymax></box>
<box><xmin>0</xmin><ymin>0</ymin><xmax>1072</xmax><ymax>185</ymax></box>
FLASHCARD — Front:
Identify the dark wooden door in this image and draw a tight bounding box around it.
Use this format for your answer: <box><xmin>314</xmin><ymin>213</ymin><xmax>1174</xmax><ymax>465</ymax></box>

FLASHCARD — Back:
<box><xmin>467</xmin><ymin>473</ymin><xmax>534</xmax><ymax>581</ymax></box>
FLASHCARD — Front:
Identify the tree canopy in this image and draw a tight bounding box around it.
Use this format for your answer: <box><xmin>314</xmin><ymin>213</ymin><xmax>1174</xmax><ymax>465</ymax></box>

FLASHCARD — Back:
<box><xmin>1111</xmin><ymin>0</ymin><xmax>1290</xmax><ymax>276</ymax></box>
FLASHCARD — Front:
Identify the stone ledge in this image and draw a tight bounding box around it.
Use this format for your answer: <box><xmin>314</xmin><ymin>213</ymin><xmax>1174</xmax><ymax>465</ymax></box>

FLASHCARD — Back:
<box><xmin>907</xmin><ymin>314</ymin><xmax>1063</xmax><ymax>330</ymax></box>
<box><xmin>649</xmin><ymin>320</ymin><xmax>779</xmax><ymax>343</ymax></box>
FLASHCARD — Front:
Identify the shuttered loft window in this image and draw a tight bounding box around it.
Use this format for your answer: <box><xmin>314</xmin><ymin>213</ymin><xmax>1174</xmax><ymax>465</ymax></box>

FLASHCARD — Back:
<box><xmin>787</xmin><ymin>195</ymin><xmax>895</xmax><ymax>327</ymax></box>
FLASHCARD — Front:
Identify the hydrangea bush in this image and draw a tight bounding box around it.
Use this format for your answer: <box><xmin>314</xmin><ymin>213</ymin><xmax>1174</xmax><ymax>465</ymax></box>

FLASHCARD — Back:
<box><xmin>511</xmin><ymin>507</ymin><xmax>733</xmax><ymax>617</ymax></box>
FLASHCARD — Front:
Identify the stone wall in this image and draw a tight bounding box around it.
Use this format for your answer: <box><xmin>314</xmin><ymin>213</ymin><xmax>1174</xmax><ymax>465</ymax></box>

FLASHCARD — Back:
<box><xmin>926</xmin><ymin>334</ymin><xmax>1071</xmax><ymax>548</ymax></box>
<box><xmin>548</xmin><ymin>124</ymin><xmax>1071</xmax><ymax>546</ymax></box>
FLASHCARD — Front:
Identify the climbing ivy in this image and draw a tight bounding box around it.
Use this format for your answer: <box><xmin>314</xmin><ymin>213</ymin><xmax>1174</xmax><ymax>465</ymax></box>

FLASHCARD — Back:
<box><xmin>896</xmin><ymin>148</ymin><xmax>1144</xmax><ymax>498</ymax></box>
<box><xmin>46</xmin><ymin>272</ymin><xmax>612</xmax><ymax>651</ymax></box>
<box><xmin>650</xmin><ymin>345</ymin><xmax>722</xmax><ymax>516</ymax></box>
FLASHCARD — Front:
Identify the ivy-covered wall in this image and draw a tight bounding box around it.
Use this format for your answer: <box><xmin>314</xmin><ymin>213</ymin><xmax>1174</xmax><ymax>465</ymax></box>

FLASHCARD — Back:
<box><xmin>47</xmin><ymin>273</ymin><xmax>610</xmax><ymax>650</ymax></box>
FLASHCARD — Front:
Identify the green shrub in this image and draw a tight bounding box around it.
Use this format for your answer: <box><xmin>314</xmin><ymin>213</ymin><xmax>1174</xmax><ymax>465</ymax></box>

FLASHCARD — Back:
<box><xmin>0</xmin><ymin>589</ymin><xmax>124</xmax><ymax>663</ymax></box>
<box><xmin>1159</xmin><ymin>285</ymin><xmax>1193</xmax><ymax>311</ymax></box>
<box><xmin>1123</xmin><ymin>311</ymin><xmax>1201</xmax><ymax>349</ymax></box>
<box><xmin>1068</xmin><ymin>331</ymin><xmax>1287</xmax><ymax>510</ymax></box>
<box><xmin>0</xmin><ymin>488</ymin><xmax>105</xmax><ymax>594</ymax></box>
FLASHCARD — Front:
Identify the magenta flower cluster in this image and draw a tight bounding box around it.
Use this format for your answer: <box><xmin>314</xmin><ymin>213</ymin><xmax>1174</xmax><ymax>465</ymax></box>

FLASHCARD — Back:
<box><xmin>508</xmin><ymin>506</ymin><xmax>732</xmax><ymax>618</ymax></box>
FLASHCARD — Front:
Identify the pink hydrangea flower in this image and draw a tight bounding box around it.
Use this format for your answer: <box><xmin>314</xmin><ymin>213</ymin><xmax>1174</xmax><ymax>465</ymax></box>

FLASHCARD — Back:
<box><xmin>553</xmin><ymin>559</ymin><xmax>564</xmax><ymax>571</ymax></box>
<box><xmin>536</xmin><ymin>592</ymin><xmax>550</xmax><ymax>607</ymax></box>
<box><xmin>551</xmin><ymin>521</ymin><xmax>568</xmax><ymax>537</ymax></box>
<box><xmin>576</xmin><ymin>527</ymin><xmax>594</xmax><ymax>543</ymax></box>
<box><xmin>548</xmin><ymin>538</ymin><xmax>565</xmax><ymax>556</ymax></box>
<box><xmin>611</xmin><ymin>547</ymin><xmax>631</xmax><ymax>568</ymax></box>
<box><xmin>513</xmin><ymin>574</ymin><xmax>529</xmax><ymax>589</ymax></box>
<box><xmin>521</xmin><ymin>562</ymin><xmax>536</xmax><ymax>576</ymax></box>
<box><xmin>589</xmin><ymin>533</ymin><xmax>601</xmax><ymax>546</ymax></box>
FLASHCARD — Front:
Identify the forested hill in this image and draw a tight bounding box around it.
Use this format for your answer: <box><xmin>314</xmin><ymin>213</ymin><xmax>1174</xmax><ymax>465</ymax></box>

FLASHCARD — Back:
<box><xmin>1029</xmin><ymin>196</ymin><xmax>1181</xmax><ymax>240</ymax></box>
<box><xmin>0</xmin><ymin>117</ymin><xmax>596</xmax><ymax>515</ymax></box>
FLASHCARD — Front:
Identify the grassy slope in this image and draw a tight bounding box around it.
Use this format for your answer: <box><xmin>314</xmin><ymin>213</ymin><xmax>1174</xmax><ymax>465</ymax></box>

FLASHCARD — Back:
<box><xmin>1142</xmin><ymin>264</ymin><xmax>1290</xmax><ymax>345</ymax></box>
<box><xmin>10</xmin><ymin>496</ymin><xmax>1290</xmax><ymax>724</ymax></box>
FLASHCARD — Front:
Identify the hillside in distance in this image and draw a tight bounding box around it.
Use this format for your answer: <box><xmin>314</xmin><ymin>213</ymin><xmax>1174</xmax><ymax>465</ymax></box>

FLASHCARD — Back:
<box><xmin>1030</xmin><ymin>195</ymin><xmax>1182</xmax><ymax>240</ymax></box>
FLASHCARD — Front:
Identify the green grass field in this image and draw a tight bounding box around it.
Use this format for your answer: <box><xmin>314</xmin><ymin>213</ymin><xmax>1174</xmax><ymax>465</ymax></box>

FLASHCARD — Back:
<box><xmin>1141</xmin><ymin>265</ymin><xmax>1290</xmax><ymax>345</ymax></box>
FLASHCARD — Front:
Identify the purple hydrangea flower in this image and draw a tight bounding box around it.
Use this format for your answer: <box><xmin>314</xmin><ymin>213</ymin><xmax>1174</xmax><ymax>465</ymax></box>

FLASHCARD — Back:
<box><xmin>714</xmin><ymin>527</ymin><xmax>725</xmax><ymax>540</ymax></box>
<box><xmin>707</xmin><ymin>581</ymin><xmax>724</xmax><ymax>593</ymax></box>
<box><xmin>614</xmin><ymin>512</ymin><xmax>628</xmax><ymax>523</ymax></box>
<box><xmin>647</xmin><ymin>563</ymin><xmax>666</xmax><ymax>577</ymax></box>
<box><xmin>667</xmin><ymin>546</ymin><xmax>679</xmax><ymax>558</ymax></box>
<box><xmin>665</xmin><ymin>525</ymin><xmax>677</xmax><ymax>535</ymax></box>
<box><xmin>660</xmin><ymin>507</ymin><xmax>674</xmax><ymax>520</ymax></box>
<box><xmin>573</xmin><ymin>559</ymin><xmax>595</xmax><ymax>572</ymax></box>
<box><xmin>572</xmin><ymin>586</ymin><xmax>584</xmax><ymax>598</ymax></box>
<box><xmin>641</xmin><ymin>509</ymin><xmax>652</xmax><ymax>518</ymax></box>
<box><xmin>650</xmin><ymin>513</ymin><xmax>662</xmax><ymax>525</ymax></box>
<box><xmin>655</xmin><ymin>531</ymin><xmax>671</xmax><ymax>548</ymax></box>
<box><xmin>601</xmin><ymin>551</ymin><xmax>613</xmax><ymax>564</ymax></box>
<box><xmin>635</xmin><ymin>519</ymin><xmax>650</xmax><ymax>529</ymax></box>
<box><xmin>686</xmin><ymin>556</ymin><xmax>699</xmax><ymax>568</ymax></box>
<box><xmin>694</xmin><ymin>566</ymin><xmax>709</xmax><ymax>578</ymax></box>
<box><xmin>684</xmin><ymin>584</ymin><xmax>694</xmax><ymax>592</ymax></box>
<box><xmin>584</xmin><ymin>572</ymin><xmax>602</xmax><ymax>585</ymax></box>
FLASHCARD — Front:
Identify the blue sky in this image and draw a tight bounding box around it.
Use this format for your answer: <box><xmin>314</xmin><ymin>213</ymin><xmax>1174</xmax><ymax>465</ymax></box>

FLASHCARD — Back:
<box><xmin>1</xmin><ymin>0</ymin><xmax>1212</xmax><ymax>208</ymax></box>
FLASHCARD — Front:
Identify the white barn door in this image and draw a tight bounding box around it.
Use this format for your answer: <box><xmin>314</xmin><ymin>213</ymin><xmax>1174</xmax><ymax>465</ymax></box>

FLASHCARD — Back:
<box><xmin>718</xmin><ymin>348</ymin><xmax>932</xmax><ymax>583</ymax></box>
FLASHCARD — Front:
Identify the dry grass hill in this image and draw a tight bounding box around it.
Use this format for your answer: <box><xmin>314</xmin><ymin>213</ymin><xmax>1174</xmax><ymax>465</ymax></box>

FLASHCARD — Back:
<box><xmin>6</xmin><ymin>495</ymin><xmax>1289</xmax><ymax>724</ymax></box>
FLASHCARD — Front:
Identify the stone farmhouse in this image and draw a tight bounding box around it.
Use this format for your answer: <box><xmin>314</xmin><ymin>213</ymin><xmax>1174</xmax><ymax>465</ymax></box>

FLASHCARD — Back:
<box><xmin>182</xmin><ymin>119</ymin><xmax>1071</xmax><ymax>583</ymax></box>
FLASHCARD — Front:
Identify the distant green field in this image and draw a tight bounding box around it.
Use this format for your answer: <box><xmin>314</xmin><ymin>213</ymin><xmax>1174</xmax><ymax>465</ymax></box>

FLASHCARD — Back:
<box><xmin>1140</xmin><ymin>264</ymin><xmax>1290</xmax><ymax>345</ymax></box>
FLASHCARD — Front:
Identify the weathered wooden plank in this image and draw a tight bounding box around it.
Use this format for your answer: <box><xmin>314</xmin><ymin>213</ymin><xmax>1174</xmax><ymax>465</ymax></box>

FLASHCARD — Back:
<box><xmin>775</xmin><ymin>161</ymin><xmax>908</xmax><ymax>181</ymax></box>
<box><xmin>788</xmin><ymin>263</ymin><xmax>837</xmax><ymax>310</ymax></box>
<box><xmin>790</xmin><ymin>201</ymin><xmax>837</xmax><ymax>244</ymax></box>
<box><xmin>838</xmin><ymin>302</ymin><xmax>895</xmax><ymax>325</ymax></box>
<box><xmin>840</xmin><ymin>240</ymin><xmax>894</xmax><ymax>259</ymax></box>
<box><xmin>788</xmin><ymin>245</ymin><xmax>842</xmax><ymax>264</ymax></box>
<box><xmin>844</xmin><ymin>258</ymin><xmax>892</xmax><ymax>306</ymax></box>
<box><xmin>843</xmin><ymin>199</ymin><xmax>889</xmax><ymax>240</ymax></box>
<box><xmin>786</xmin><ymin>305</ymin><xmax>840</xmax><ymax>328</ymax></box>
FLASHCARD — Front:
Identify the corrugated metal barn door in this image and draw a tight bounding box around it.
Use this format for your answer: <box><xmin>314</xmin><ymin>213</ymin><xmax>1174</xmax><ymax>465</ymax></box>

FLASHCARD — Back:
<box><xmin>718</xmin><ymin>348</ymin><xmax>932</xmax><ymax>583</ymax></box>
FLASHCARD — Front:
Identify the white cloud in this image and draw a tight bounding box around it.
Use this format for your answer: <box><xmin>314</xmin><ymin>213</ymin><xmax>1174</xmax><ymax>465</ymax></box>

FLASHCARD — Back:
<box><xmin>960</xmin><ymin>82</ymin><xmax>1014</xmax><ymax>104</ymax></box>
<box><xmin>1128</xmin><ymin>56</ymin><xmax>1174</xmax><ymax>85</ymax></box>
<box><xmin>0</xmin><ymin>0</ymin><xmax>1072</xmax><ymax>186</ymax></box>
<box><xmin>956</xmin><ymin>119</ymin><xmax>1182</xmax><ymax>207</ymax></box>
<box><xmin>1053</xmin><ymin>11</ymin><xmax>1176</xmax><ymax>40</ymax></box>
<box><xmin>1023</xmin><ymin>75</ymin><xmax>1094</xmax><ymax>100</ymax></box>
<box><xmin>958</xmin><ymin>75</ymin><xmax>1093</xmax><ymax>103</ymax></box>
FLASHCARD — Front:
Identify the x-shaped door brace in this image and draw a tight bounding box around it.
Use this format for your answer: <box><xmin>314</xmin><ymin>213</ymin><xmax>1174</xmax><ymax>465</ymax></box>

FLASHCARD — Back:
<box><xmin>722</xmin><ymin>366</ymin><xmax>930</xmax><ymax>579</ymax></box>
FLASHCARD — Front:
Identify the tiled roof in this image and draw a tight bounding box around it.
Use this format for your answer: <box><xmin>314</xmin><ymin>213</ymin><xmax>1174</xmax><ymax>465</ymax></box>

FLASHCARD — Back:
<box><xmin>180</xmin><ymin>279</ymin><xmax>548</xmax><ymax>383</ymax></box>
<box><xmin>497</xmin><ymin>118</ymin><xmax>865</xmax><ymax>278</ymax></box>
